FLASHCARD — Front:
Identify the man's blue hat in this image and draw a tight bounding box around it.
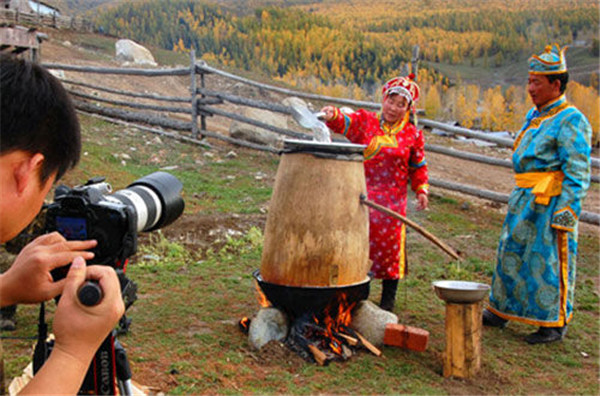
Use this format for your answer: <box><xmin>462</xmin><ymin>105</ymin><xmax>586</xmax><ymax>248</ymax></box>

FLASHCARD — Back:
<box><xmin>528</xmin><ymin>43</ymin><xmax>568</xmax><ymax>75</ymax></box>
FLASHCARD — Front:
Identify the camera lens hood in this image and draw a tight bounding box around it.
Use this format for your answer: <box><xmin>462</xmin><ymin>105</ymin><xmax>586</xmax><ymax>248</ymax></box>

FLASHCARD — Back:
<box><xmin>127</xmin><ymin>172</ymin><xmax>185</xmax><ymax>231</ymax></box>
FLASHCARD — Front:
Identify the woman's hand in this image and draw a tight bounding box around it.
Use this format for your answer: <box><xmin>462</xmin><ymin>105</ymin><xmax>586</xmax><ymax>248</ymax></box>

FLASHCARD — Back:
<box><xmin>320</xmin><ymin>106</ymin><xmax>336</xmax><ymax>122</ymax></box>
<box><xmin>416</xmin><ymin>193</ymin><xmax>429</xmax><ymax>211</ymax></box>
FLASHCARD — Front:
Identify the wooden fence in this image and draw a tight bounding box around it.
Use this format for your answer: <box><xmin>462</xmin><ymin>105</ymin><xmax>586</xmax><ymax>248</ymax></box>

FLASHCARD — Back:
<box><xmin>42</xmin><ymin>52</ymin><xmax>600</xmax><ymax>226</ymax></box>
<box><xmin>0</xmin><ymin>9</ymin><xmax>93</xmax><ymax>32</ymax></box>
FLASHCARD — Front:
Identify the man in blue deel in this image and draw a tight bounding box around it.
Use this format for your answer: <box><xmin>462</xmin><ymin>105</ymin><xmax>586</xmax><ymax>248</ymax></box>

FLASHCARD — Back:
<box><xmin>483</xmin><ymin>44</ymin><xmax>592</xmax><ymax>344</ymax></box>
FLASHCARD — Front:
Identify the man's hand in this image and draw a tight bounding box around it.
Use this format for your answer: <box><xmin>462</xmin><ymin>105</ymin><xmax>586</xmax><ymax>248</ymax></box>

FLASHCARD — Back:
<box><xmin>0</xmin><ymin>232</ymin><xmax>97</xmax><ymax>306</ymax></box>
<box><xmin>18</xmin><ymin>257</ymin><xmax>124</xmax><ymax>395</ymax></box>
<box><xmin>53</xmin><ymin>258</ymin><xmax>125</xmax><ymax>365</ymax></box>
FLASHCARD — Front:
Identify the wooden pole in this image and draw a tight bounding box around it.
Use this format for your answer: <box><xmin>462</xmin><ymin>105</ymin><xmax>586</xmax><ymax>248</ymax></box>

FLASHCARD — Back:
<box><xmin>443</xmin><ymin>301</ymin><xmax>482</xmax><ymax>378</ymax></box>
<box><xmin>411</xmin><ymin>44</ymin><xmax>420</xmax><ymax>79</ymax></box>
<box><xmin>360</xmin><ymin>195</ymin><xmax>462</xmax><ymax>261</ymax></box>
<box><xmin>200</xmin><ymin>67</ymin><xmax>207</xmax><ymax>133</ymax></box>
<box><xmin>190</xmin><ymin>49</ymin><xmax>199</xmax><ymax>139</ymax></box>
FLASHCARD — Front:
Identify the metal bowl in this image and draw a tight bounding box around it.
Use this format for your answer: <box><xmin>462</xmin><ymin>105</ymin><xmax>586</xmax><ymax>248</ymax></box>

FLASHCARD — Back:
<box><xmin>432</xmin><ymin>280</ymin><xmax>490</xmax><ymax>304</ymax></box>
<box><xmin>282</xmin><ymin>139</ymin><xmax>366</xmax><ymax>161</ymax></box>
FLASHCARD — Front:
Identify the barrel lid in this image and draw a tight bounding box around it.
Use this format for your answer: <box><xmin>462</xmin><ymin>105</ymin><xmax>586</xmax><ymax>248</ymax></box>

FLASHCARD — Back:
<box><xmin>283</xmin><ymin>139</ymin><xmax>366</xmax><ymax>160</ymax></box>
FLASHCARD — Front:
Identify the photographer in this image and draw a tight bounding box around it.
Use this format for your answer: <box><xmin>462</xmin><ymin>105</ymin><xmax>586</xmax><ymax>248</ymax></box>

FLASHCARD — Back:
<box><xmin>0</xmin><ymin>54</ymin><xmax>124</xmax><ymax>394</ymax></box>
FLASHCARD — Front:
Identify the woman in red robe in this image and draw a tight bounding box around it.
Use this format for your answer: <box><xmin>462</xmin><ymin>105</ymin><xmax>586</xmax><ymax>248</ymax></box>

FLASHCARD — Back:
<box><xmin>321</xmin><ymin>75</ymin><xmax>429</xmax><ymax>311</ymax></box>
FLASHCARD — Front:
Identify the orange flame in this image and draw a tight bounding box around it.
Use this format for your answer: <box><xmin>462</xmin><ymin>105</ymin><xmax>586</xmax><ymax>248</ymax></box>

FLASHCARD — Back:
<box><xmin>329</xmin><ymin>340</ymin><xmax>343</xmax><ymax>355</ymax></box>
<box><xmin>315</xmin><ymin>293</ymin><xmax>355</xmax><ymax>356</ymax></box>
<box><xmin>254</xmin><ymin>280</ymin><xmax>271</xmax><ymax>308</ymax></box>
<box><xmin>239</xmin><ymin>317</ymin><xmax>250</xmax><ymax>329</ymax></box>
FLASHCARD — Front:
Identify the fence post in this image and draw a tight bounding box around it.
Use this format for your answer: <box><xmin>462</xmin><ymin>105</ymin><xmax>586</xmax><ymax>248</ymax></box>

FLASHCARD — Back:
<box><xmin>199</xmin><ymin>64</ymin><xmax>207</xmax><ymax>133</ymax></box>
<box><xmin>190</xmin><ymin>49</ymin><xmax>199</xmax><ymax>139</ymax></box>
<box><xmin>411</xmin><ymin>45</ymin><xmax>420</xmax><ymax>79</ymax></box>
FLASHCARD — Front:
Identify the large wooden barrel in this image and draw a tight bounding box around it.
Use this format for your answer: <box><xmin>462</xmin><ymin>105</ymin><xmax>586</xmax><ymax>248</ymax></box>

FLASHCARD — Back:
<box><xmin>260</xmin><ymin>139</ymin><xmax>370</xmax><ymax>287</ymax></box>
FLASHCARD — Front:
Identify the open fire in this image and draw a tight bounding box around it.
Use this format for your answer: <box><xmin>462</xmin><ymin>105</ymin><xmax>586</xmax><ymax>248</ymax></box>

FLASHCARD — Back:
<box><xmin>239</xmin><ymin>278</ymin><xmax>381</xmax><ymax>366</ymax></box>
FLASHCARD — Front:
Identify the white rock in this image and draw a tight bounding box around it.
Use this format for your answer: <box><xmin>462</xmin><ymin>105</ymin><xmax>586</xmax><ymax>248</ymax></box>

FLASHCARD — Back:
<box><xmin>115</xmin><ymin>39</ymin><xmax>157</xmax><ymax>66</ymax></box>
<box><xmin>248</xmin><ymin>308</ymin><xmax>289</xmax><ymax>350</ymax></box>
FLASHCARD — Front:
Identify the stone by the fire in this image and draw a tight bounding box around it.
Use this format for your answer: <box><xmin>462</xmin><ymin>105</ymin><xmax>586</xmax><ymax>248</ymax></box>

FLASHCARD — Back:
<box><xmin>248</xmin><ymin>307</ymin><xmax>289</xmax><ymax>350</ymax></box>
<box><xmin>350</xmin><ymin>300</ymin><xmax>398</xmax><ymax>346</ymax></box>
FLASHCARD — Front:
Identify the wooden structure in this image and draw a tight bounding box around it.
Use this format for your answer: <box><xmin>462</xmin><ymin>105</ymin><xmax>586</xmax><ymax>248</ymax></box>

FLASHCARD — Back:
<box><xmin>0</xmin><ymin>24</ymin><xmax>45</xmax><ymax>61</ymax></box>
<box><xmin>0</xmin><ymin>8</ymin><xmax>92</xmax><ymax>32</ymax></box>
<box><xmin>443</xmin><ymin>301</ymin><xmax>482</xmax><ymax>378</ymax></box>
<box><xmin>260</xmin><ymin>144</ymin><xmax>370</xmax><ymax>287</ymax></box>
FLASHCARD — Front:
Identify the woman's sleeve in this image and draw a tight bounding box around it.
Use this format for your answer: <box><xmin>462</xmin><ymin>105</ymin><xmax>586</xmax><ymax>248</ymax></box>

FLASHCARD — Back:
<box><xmin>551</xmin><ymin>111</ymin><xmax>592</xmax><ymax>232</ymax></box>
<box><xmin>325</xmin><ymin>108</ymin><xmax>367</xmax><ymax>143</ymax></box>
<box><xmin>409</xmin><ymin>127</ymin><xmax>429</xmax><ymax>195</ymax></box>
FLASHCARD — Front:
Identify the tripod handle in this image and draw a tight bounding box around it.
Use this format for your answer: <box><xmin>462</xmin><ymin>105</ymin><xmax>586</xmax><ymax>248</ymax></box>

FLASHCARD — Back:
<box><xmin>78</xmin><ymin>280</ymin><xmax>103</xmax><ymax>306</ymax></box>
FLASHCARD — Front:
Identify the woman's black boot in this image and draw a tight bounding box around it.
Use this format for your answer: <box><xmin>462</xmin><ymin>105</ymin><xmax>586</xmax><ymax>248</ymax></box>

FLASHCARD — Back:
<box><xmin>380</xmin><ymin>279</ymin><xmax>399</xmax><ymax>312</ymax></box>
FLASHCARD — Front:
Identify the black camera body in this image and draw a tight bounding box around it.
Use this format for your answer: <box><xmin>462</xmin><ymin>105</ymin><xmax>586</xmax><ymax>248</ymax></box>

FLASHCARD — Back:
<box><xmin>35</xmin><ymin>171</ymin><xmax>185</xmax><ymax>395</ymax></box>
<box><xmin>45</xmin><ymin>171</ymin><xmax>185</xmax><ymax>268</ymax></box>
<box><xmin>45</xmin><ymin>178</ymin><xmax>136</xmax><ymax>267</ymax></box>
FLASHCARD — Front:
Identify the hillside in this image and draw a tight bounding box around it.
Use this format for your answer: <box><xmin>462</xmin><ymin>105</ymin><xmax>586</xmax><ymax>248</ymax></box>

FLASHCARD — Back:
<box><xmin>90</xmin><ymin>0</ymin><xmax>599</xmax><ymax>87</ymax></box>
<box><xmin>50</xmin><ymin>0</ymin><xmax>118</xmax><ymax>14</ymax></box>
<box><xmin>81</xmin><ymin>0</ymin><xmax>599</xmax><ymax>134</ymax></box>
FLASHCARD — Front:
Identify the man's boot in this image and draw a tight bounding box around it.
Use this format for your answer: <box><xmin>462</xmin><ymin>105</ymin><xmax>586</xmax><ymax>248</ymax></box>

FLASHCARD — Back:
<box><xmin>482</xmin><ymin>308</ymin><xmax>508</xmax><ymax>328</ymax></box>
<box><xmin>380</xmin><ymin>279</ymin><xmax>398</xmax><ymax>312</ymax></box>
<box><xmin>525</xmin><ymin>326</ymin><xmax>567</xmax><ymax>344</ymax></box>
<box><xmin>0</xmin><ymin>305</ymin><xmax>16</xmax><ymax>331</ymax></box>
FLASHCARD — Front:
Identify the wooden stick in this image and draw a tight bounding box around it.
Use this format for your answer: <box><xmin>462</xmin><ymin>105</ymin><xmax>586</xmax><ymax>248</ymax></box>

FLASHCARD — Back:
<box><xmin>355</xmin><ymin>331</ymin><xmax>382</xmax><ymax>357</ymax></box>
<box><xmin>341</xmin><ymin>344</ymin><xmax>353</xmax><ymax>360</ymax></box>
<box><xmin>360</xmin><ymin>195</ymin><xmax>462</xmax><ymax>261</ymax></box>
<box><xmin>337</xmin><ymin>332</ymin><xmax>359</xmax><ymax>346</ymax></box>
<box><xmin>307</xmin><ymin>344</ymin><xmax>328</xmax><ymax>366</ymax></box>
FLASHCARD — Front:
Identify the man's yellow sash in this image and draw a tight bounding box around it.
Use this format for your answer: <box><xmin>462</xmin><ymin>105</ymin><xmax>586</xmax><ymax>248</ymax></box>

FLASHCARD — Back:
<box><xmin>514</xmin><ymin>170</ymin><xmax>564</xmax><ymax>205</ymax></box>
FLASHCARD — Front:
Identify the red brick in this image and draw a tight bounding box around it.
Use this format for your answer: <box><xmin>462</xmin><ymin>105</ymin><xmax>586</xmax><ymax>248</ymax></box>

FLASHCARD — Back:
<box><xmin>383</xmin><ymin>323</ymin><xmax>429</xmax><ymax>352</ymax></box>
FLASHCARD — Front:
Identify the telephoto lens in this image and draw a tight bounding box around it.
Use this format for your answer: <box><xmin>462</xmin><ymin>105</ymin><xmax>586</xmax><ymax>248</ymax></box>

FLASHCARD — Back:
<box><xmin>109</xmin><ymin>172</ymin><xmax>185</xmax><ymax>232</ymax></box>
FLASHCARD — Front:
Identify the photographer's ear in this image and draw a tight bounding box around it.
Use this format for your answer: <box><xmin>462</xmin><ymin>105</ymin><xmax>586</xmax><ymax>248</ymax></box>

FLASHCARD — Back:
<box><xmin>14</xmin><ymin>152</ymin><xmax>46</xmax><ymax>195</ymax></box>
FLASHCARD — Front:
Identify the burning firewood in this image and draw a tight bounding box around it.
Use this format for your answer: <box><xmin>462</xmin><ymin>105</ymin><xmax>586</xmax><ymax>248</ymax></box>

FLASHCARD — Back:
<box><xmin>238</xmin><ymin>317</ymin><xmax>251</xmax><ymax>334</ymax></box>
<box><xmin>355</xmin><ymin>331</ymin><xmax>382</xmax><ymax>357</ymax></box>
<box><xmin>307</xmin><ymin>344</ymin><xmax>329</xmax><ymax>366</ymax></box>
<box><xmin>337</xmin><ymin>332</ymin><xmax>358</xmax><ymax>346</ymax></box>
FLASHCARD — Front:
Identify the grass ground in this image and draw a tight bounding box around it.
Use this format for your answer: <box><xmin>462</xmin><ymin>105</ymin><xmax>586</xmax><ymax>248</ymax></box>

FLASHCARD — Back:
<box><xmin>2</xmin><ymin>114</ymin><xmax>598</xmax><ymax>395</ymax></box>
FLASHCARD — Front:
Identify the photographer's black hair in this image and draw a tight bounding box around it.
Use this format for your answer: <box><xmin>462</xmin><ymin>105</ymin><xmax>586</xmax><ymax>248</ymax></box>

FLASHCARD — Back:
<box><xmin>547</xmin><ymin>72</ymin><xmax>569</xmax><ymax>94</ymax></box>
<box><xmin>0</xmin><ymin>54</ymin><xmax>81</xmax><ymax>183</ymax></box>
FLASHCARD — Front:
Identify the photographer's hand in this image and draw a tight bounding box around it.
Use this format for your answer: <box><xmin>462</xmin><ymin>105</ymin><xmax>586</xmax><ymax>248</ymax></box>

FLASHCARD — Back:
<box><xmin>19</xmin><ymin>257</ymin><xmax>125</xmax><ymax>395</ymax></box>
<box><xmin>0</xmin><ymin>232</ymin><xmax>97</xmax><ymax>307</ymax></box>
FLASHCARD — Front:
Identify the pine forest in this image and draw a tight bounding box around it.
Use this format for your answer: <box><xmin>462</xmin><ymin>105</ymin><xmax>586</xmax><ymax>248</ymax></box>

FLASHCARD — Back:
<box><xmin>93</xmin><ymin>0</ymin><xmax>599</xmax><ymax>137</ymax></box>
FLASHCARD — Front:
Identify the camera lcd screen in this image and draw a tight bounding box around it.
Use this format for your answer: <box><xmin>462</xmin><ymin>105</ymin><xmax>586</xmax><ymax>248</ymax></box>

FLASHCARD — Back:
<box><xmin>56</xmin><ymin>216</ymin><xmax>87</xmax><ymax>240</ymax></box>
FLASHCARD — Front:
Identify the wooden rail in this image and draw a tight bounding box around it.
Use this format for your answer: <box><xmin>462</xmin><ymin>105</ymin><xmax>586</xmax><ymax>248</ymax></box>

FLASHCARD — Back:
<box><xmin>41</xmin><ymin>60</ymin><xmax>599</xmax><ymax>225</ymax></box>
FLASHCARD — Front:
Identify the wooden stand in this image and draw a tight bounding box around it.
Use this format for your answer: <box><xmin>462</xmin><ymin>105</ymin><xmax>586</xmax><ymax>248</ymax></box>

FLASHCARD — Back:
<box><xmin>443</xmin><ymin>301</ymin><xmax>482</xmax><ymax>378</ymax></box>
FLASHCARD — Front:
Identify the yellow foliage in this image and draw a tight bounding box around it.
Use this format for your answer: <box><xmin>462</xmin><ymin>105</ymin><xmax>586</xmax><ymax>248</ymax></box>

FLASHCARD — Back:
<box><xmin>568</xmin><ymin>81</ymin><xmax>600</xmax><ymax>144</ymax></box>
<box><xmin>424</xmin><ymin>85</ymin><xmax>442</xmax><ymax>119</ymax></box>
